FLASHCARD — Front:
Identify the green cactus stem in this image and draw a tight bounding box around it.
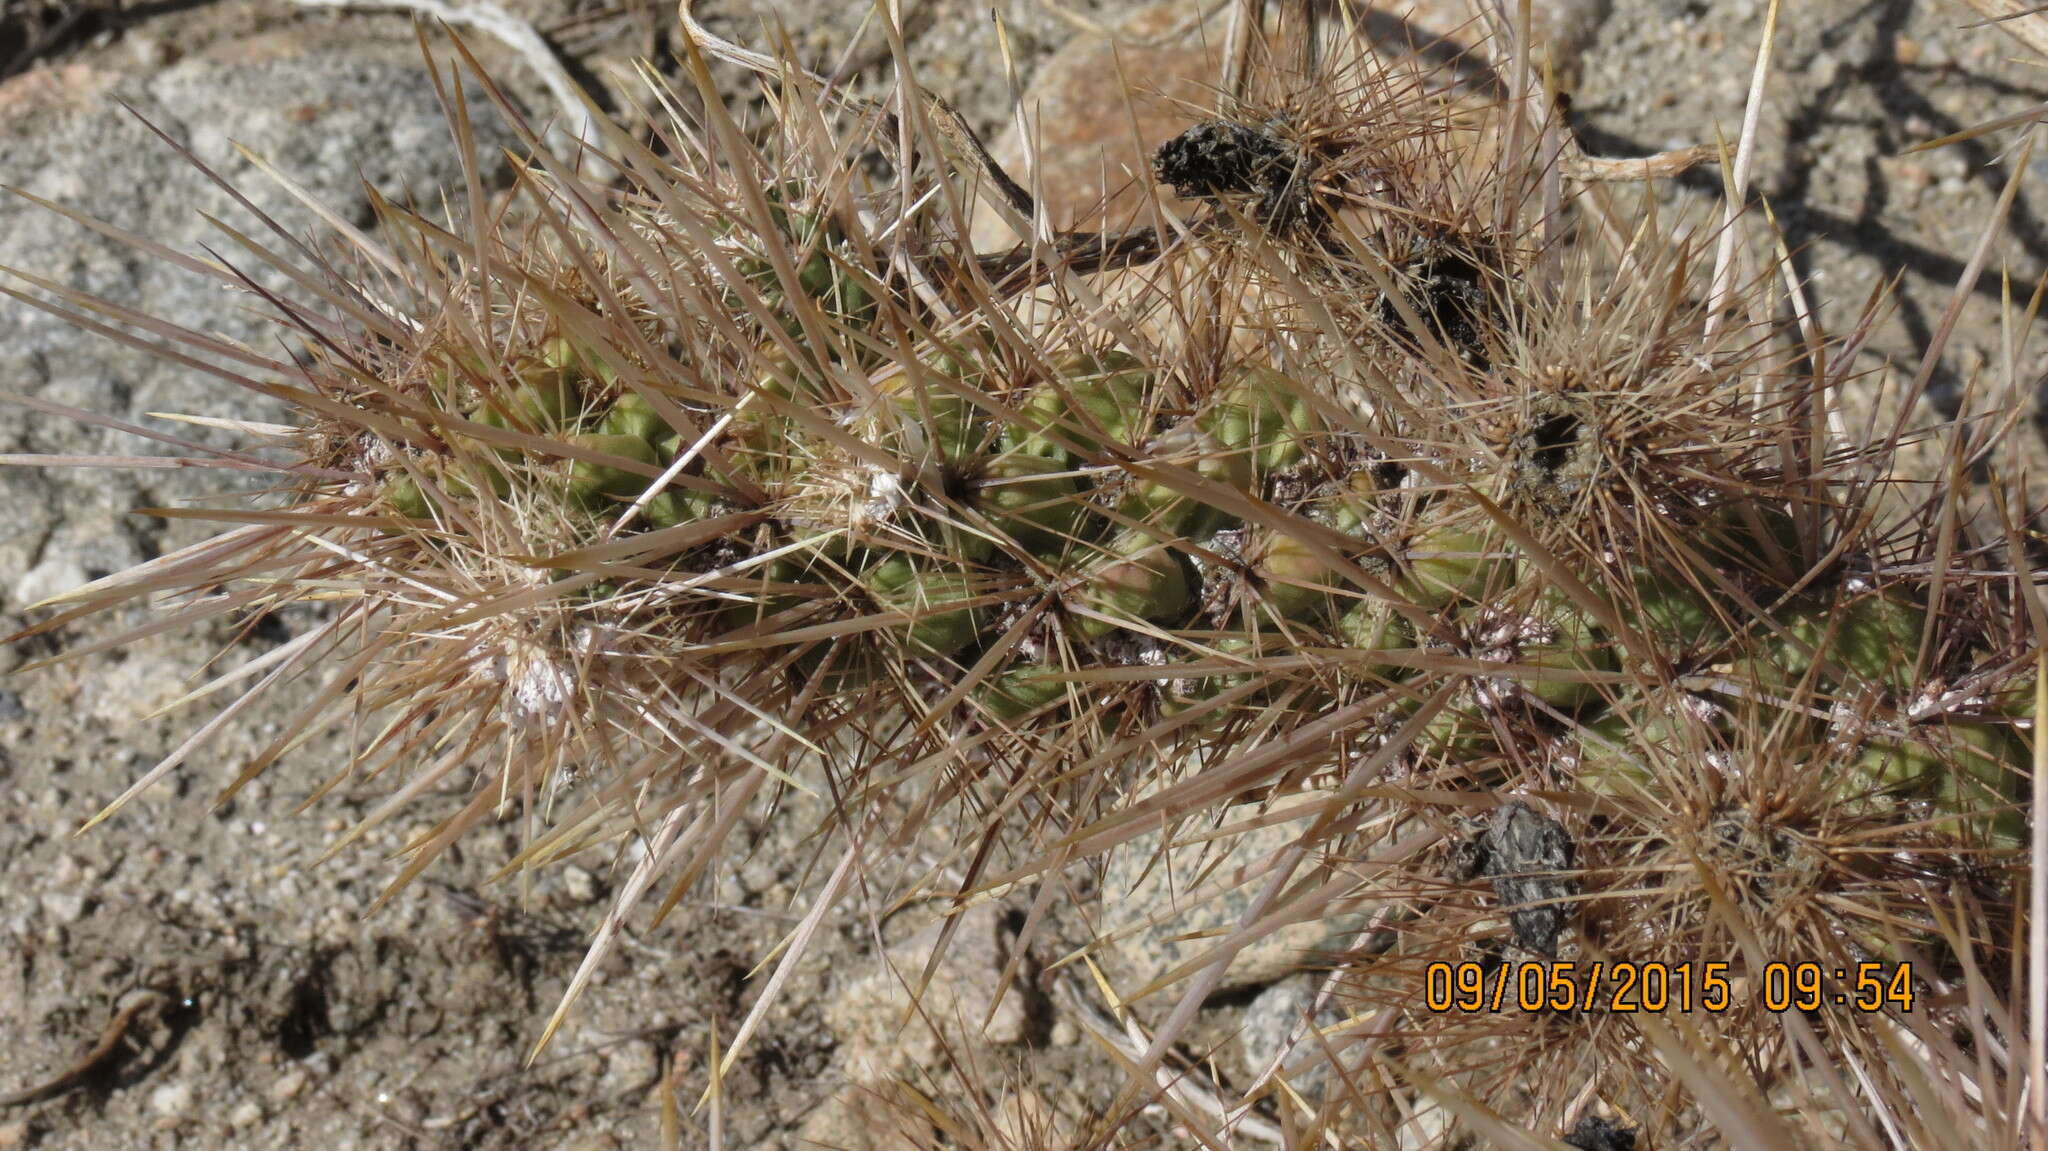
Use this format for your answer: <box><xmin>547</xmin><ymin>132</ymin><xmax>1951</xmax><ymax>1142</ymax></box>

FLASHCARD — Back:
<box><xmin>1200</xmin><ymin>363</ymin><xmax>1320</xmax><ymax>473</ymax></box>
<box><xmin>565</xmin><ymin>434</ymin><xmax>663</xmax><ymax>507</ymax></box>
<box><xmin>1517</xmin><ymin>590</ymin><xmax>1618</xmax><ymax>710</ymax></box>
<box><xmin>1773</xmin><ymin>591</ymin><xmax>1929</xmax><ymax>696</ymax></box>
<box><xmin>599</xmin><ymin>390</ymin><xmax>669</xmax><ymax>443</ymax></box>
<box><xmin>469</xmin><ymin>361</ymin><xmax>587</xmax><ymax>433</ymax></box>
<box><xmin>1316</xmin><ymin>468</ymin><xmax>1387</xmax><ymax>539</ymax></box>
<box><xmin>1007</xmin><ymin>351</ymin><xmax>1152</xmax><ymax>460</ymax></box>
<box><xmin>1121</xmin><ymin>423</ymin><xmax>1255</xmax><ymax>538</ymax></box>
<box><xmin>972</xmin><ymin>451</ymin><xmax>1091</xmax><ymax>553</ymax></box>
<box><xmin>542</xmin><ymin>335</ymin><xmax>617</xmax><ymax>385</ymax></box>
<box><xmin>1248</xmin><ymin>526</ymin><xmax>1345</xmax><ymax>622</ymax></box>
<box><xmin>1631</xmin><ymin>567</ymin><xmax>1724</xmax><ymax>656</ymax></box>
<box><xmin>864</xmin><ymin>555</ymin><xmax>983</xmax><ymax>659</ymax></box>
<box><xmin>1337</xmin><ymin>597</ymin><xmax>1414</xmax><ymax>677</ymax></box>
<box><xmin>977</xmin><ymin>666</ymin><xmax>1070</xmax><ymax>720</ymax></box>
<box><xmin>382</xmin><ymin>472</ymin><xmax>432</xmax><ymax>520</ymax></box>
<box><xmin>874</xmin><ymin>358</ymin><xmax>991</xmax><ymax>463</ymax></box>
<box><xmin>1070</xmin><ymin>531</ymin><xmax>1193</xmax><ymax>640</ymax></box>
<box><xmin>1575</xmin><ymin>695</ymin><xmax>1705</xmax><ymax>797</ymax></box>
<box><xmin>1399</xmin><ymin>520</ymin><xmax>1512</xmax><ymax>609</ymax></box>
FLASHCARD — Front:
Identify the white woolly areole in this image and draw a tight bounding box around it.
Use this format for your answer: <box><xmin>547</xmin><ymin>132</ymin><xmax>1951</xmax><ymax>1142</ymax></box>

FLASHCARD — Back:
<box><xmin>494</xmin><ymin>636</ymin><xmax>576</xmax><ymax>730</ymax></box>
<box><xmin>860</xmin><ymin>467</ymin><xmax>905</xmax><ymax>525</ymax></box>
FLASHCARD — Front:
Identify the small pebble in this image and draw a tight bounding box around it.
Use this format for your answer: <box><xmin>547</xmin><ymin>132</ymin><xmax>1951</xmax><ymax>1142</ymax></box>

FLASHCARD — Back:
<box><xmin>1808</xmin><ymin>51</ymin><xmax>1839</xmax><ymax>87</ymax></box>
<box><xmin>1889</xmin><ymin>160</ymin><xmax>1932</xmax><ymax>193</ymax></box>
<box><xmin>228</xmin><ymin>1100</ymin><xmax>264</xmax><ymax>1129</ymax></box>
<box><xmin>268</xmin><ymin>1068</ymin><xmax>308</xmax><ymax>1104</ymax></box>
<box><xmin>39</xmin><ymin>892</ymin><xmax>86</xmax><ymax>924</ymax></box>
<box><xmin>377</xmin><ymin>1090</ymin><xmax>423</xmax><ymax>1125</ymax></box>
<box><xmin>11</xmin><ymin>558</ymin><xmax>87</xmax><ymax>613</ymax></box>
<box><xmin>602</xmin><ymin>1039</ymin><xmax>662</xmax><ymax>1094</ymax></box>
<box><xmin>739</xmin><ymin>855</ymin><xmax>778</xmax><ymax>895</ymax></box>
<box><xmin>50</xmin><ymin>855</ymin><xmax>84</xmax><ymax>887</ymax></box>
<box><xmin>1237</xmin><ymin>976</ymin><xmax>1316</xmax><ymax>1081</ymax></box>
<box><xmin>560</xmin><ymin>864</ymin><xmax>602</xmax><ymax>905</ymax></box>
<box><xmin>149</xmin><ymin>1081</ymin><xmax>193</xmax><ymax>1117</ymax></box>
<box><xmin>126</xmin><ymin>33</ymin><xmax>177</xmax><ymax>69</ymax></box>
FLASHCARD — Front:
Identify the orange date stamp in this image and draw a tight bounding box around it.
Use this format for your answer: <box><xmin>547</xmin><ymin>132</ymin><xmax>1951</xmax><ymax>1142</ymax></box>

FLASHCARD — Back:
<box><xmin>1423</xmin><ymin>961</ymin><xmax>1916</xmax><ymax>1014</ymax></box>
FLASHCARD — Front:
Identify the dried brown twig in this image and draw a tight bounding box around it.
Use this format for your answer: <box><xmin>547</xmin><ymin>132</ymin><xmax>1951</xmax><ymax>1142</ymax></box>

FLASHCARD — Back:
<box><xmin>0</xmin><ymin>991</ymin><xmax>170</xmax><ymax>1108</ymax></box>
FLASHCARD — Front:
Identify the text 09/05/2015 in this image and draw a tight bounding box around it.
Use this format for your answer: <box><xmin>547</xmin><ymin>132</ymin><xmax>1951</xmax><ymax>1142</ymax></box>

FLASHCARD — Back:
<box><xmin>1423</xmin><ymin>961</ymin><xmax>1916</xmax><ymax>1014</ymax></box>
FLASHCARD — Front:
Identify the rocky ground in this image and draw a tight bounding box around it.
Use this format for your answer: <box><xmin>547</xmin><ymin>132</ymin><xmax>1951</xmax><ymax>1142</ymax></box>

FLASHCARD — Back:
<box><xmin>0</xmin><ymin>0</ymin><xmax>2043</xmax><ymax>1148</ymax></box>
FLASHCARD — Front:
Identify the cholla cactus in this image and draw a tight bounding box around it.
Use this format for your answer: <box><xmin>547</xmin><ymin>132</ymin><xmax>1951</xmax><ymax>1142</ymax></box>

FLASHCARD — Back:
<box><xmin>1</xmin><ymin>3</ymin><xmax>2038</xmax><ymax>1147</ymax></box>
